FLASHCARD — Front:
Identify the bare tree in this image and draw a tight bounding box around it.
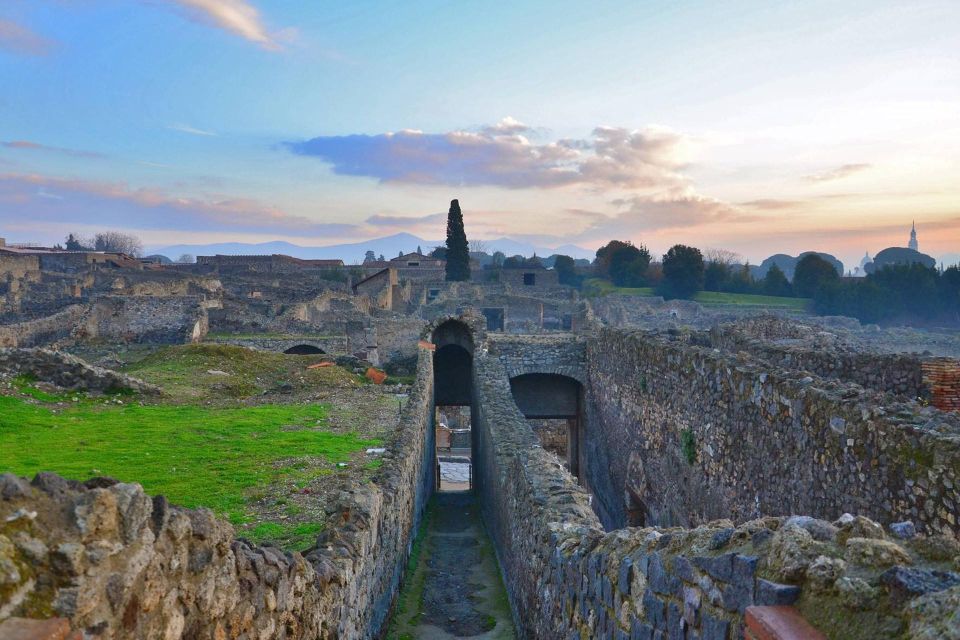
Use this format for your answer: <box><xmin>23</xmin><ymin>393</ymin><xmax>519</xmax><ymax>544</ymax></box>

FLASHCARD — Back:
<box><xmin>471</xmin><ymin>239</ymin><xmax>488</xmax><ymax>254</ymax></box>
<box><xmin>176</xmin><ymin>254</ymin><xmax>194</xmax><ymax>264</ymax></box>
<box><xmin>704</xmin><ymin>248</ymin><xmax>743</xmax><ymax>265</ymax></box>
<box><xmin>93</xmin><ymin>232</ymin><xmax>143</xmax><ymax>256</ymax></box>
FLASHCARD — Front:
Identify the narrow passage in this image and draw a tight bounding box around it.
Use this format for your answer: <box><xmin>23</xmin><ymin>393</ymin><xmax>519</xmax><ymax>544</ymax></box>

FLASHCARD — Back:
<box><xmin>386</xmin><ymin>492</ymin><xmax>516</xmax><ymax>640</ymax></box>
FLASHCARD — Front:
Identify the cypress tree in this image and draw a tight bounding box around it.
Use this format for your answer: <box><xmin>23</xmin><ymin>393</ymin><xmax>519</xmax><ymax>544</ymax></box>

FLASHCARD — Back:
<box><xmin>444</xmin><ymin>199</ymin><xmax>470</xmax><ymax>281</ymax></box>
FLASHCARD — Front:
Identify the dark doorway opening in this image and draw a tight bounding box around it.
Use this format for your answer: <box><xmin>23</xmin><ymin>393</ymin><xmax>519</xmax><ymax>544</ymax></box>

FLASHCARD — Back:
<box><xmin>481</xmin><ymin>307</ymin><xmax>505</xmax><ymax>332</ymax></box>
<box><xmin>283</xmin><ymin>344</ymin><xmax>326</xmax><ymax>355</ymax></box>
<box><xmin>509</xmin><ymin>373</ymin><xmax>583</xmax><ymax>479</ymax></box>
<box><xmin>431</xmin><ymin>320</ymin><xmax>476</xmax><ymax>493</ymax></box>
<box><xmin>523</xmin><ymin>272</ymin><xmax>536</xmax><ymax>286</ymax></box>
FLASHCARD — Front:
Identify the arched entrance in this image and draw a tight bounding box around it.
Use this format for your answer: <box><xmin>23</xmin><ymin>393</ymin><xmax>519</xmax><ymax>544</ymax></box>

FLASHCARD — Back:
<box><xmin>431</xmin><ymin>320</ymin><xmax>476</xmax><ymax>491</ymax></box>
<box><xmin>508</xmin><ymin>373</ymin><xmax>584</xmax><ymax>478</ymax></box>
<box><xmin>283</xmin><ymin>344</ymin><xmax>326</xmax><ymax>355</ymax></box>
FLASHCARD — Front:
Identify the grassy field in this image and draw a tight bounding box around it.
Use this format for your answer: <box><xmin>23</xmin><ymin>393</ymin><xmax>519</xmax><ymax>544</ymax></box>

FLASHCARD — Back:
<box><xmin>581</xmin><ymin>278</ymin><xmax>809</xmax><ymax>310</ymax></box>
<box><xmin>122</xmin><ymin>343</ymin><xmax>364</xmax><ymax>401</ymax></box>
<box><xmin>0</xmin><ymin>344</ymin><xmax>391</xmax><ymax>550</ymax></box>
<box><xmin>692</xmin><ymin>291</ymin><xmax>810</xmax><ymax>310</ymax></box>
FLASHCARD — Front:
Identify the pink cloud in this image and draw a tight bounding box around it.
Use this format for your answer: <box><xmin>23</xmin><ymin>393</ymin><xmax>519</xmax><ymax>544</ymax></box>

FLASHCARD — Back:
<box><xmin>0</xmin><ymin>19</ymin><xmax>55</xmax><ymax>57</ymax></box>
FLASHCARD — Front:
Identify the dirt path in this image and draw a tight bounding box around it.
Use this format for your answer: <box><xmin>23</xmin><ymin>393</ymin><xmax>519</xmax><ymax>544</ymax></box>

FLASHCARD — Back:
<box><xmin>387</xmin><ymin>492</ymin><xmax>516</xmax><ymax>640</ymax></box>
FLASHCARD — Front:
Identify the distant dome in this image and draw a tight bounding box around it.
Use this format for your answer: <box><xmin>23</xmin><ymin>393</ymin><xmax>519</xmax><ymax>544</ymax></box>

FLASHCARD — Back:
<box><xmin>864</xmin><ymin>247</ymin><xmax>935</xmax><ymax>274</ymax></box>
<box><xmin>859</xmin><ymin>252</ymin><xmax>872</xmax><ymax>269</ymax></box>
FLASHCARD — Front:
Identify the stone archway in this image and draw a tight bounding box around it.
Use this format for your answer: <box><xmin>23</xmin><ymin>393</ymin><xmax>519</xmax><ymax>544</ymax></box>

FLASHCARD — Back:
<box><xmin>283</xmin><ymin>344</ymin><xmax>326</xmax><ymax>355</ymax></box>
<box><xmin>508</xmin><ymin>372</ymin><xmax>584</xmax><ymax>478</ymax></box>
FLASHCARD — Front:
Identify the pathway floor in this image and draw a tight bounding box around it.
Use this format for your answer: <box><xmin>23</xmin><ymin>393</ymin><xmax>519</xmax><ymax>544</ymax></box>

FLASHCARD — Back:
<box><xmin>386</xmin><ymin>492</ymin><xmax>516</xmax><ymax>640</ymax></box>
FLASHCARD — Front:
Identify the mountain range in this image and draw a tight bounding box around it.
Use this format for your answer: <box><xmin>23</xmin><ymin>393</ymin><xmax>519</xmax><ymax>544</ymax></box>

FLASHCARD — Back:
<box><xmin>151</xmin><ymin>233</ymin><xmax>596</xmax><ymax>264</ymax></box>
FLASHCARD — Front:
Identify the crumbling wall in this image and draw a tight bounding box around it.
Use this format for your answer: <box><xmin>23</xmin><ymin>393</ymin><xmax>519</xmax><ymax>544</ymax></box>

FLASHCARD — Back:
<box><xmin>79</xmin><ymin>296</ymin><xmax>209</xmax><ymax>344</ymax></box>
<box><xmin>0</xmin><ymin>347</ymin><xmax>437</xmax><ymax>638</ymax></box>
<box><xmin>471</xmin><ymin>346</ymin><xmax>960</xmax><ymax>640</ymax></box>
<box><xmin>585</xmin><ymin>327</ymin><xmax>960</xmax><ymax>536</ymax></box>
<box><xmin>0</xmin><ymin>348</ymin><xmax>159</xmax><ymax>394</ymax></box>
<box><xmin>0</xmin><ymin>305</ymin><xmax>87</xmax><ymax>348</ymax></box>
<box><xmin>708</xmin><ymin>317</ymin><xmax>930</xmax><ymax>399</ymax></box>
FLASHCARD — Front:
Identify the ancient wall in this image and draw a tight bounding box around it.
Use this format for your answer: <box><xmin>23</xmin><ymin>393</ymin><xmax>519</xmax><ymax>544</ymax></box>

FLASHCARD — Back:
<box><xmin>471</xmin><ymin>342</ymin><xmax>960</xmax><ymax>640</ymax></box>
<box><xmin>707</xmin><ymin>317</ymin><xmax>930</xmax><ymax>400</ymax></box>
<box><xmin>0</xmin><ymin>305</ymin><xmax>87</xmax><ymax>348</ymax></box>
<box><xmin>79</xmin><ymin>296</ymin><xmax>209</xmax><ymax>344</ymax></box>
<box><xmin>585</xmin><ymin>327</ymin><xmax>960</xmax><ymax>536</ymax></box>
<box><xmin>0</xmin><ymin>348</ymin><xmax>159</xmax><ymax>394</ymax></box>
<box><xmin>0</xmin><ymin>346</ymin><xmax>437</xmax><ymax>638</ymax></box>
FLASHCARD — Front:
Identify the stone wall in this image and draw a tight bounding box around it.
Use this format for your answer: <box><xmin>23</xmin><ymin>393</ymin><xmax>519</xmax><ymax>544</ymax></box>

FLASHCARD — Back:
<box><xmin>0</xmin><ymin>348</ymin><xmax>159</xmax><ymax>395</ymax></box>
<box><xmin>0</xmin><ymin>346</ymin><xmax>437</xmax><ymax>639</ymax></box>
<box><xmin>585</xmin><ymin>327</ymin><xmax>960</xmax><ymax>536</ymax></box>
<box><xmin>471</xmin><ymin>339</ymin><xmax>960</xmax><ymax>640</ymax></box>
<box><xmin>79</xmin><ymin>296</ymin><xmax>209</xmax><ymax>344</ymax></box>
<box><xmin>0</xmin><ymin>305</ymin><xmax>87</xmax><ymax>348</ymax></box>
<box><xmin>708</xmin><ymin>317</ymin><xmax>930</xmax><ymax>400</ymax></box>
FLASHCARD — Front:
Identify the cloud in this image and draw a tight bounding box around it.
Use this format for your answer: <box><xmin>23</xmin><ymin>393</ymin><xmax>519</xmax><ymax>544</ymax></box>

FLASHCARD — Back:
<box><xmin>158</xmin><ymin>0</ymin><xmax>278</xmax><ymax>49</ymax></box>
<box><xmin>2</xmin><ymin>140</ymin><xmax>105</xmax><ymax>159</ymax></box>
<box><xmin>167</xmin><ymin>123</ymin><xmax>217</xmax><ymax>137</ymax></box>
<box><xmin>287</xmin><ymin>121</ymin><xmax>691</xmax><ymax>190</ymax></box>
<box><xmin>0</xmin><ymin>172</ymin><xmax>358</xmax><ymax>237</ymax></box>
<box><xmin>803</xmin><ymin>163</ymin><xmax>872</xmax><ymax>183</ymax></box>
<box><xmin>0</xmin><ymin>19</ymin><xmax>55</xmax><ymax>57</ymax></box>
<box><xmin>738</xmin><ymin>199</ymin><xmax>803</xmax><ymax>210</ymax></box>
<box><xmin>598</xmin><ymin>189</ymin><xmax>745</xmax><ymax>235</ymax></box>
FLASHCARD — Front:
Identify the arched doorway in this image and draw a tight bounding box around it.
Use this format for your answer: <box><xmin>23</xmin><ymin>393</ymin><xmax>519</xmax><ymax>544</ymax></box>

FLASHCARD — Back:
<box><xmin>431</xmin><ymin>320</ymin><xmax>475</xmax><ymax>491</ymax></box>
<box><xmin>508</xmin><ymin>373</ymin><xmax>584</xmax><ymax>479</ymax></box>
<box><xmin>283</xmin><ymin>344</ymin><xmax>326</xmax><ymax>355</ymax></box>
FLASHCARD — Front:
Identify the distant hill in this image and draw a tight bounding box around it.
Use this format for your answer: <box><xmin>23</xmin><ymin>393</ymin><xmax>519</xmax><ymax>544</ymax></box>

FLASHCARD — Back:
<box><xmin>150</xmin><ymin>233</ymin><xmax>594</xmax><ymax>264</ymax></box>
<box><xmin>751</xmin><ymin>252</ymin><xmax>844</xmax><ymax>281</ymax></box>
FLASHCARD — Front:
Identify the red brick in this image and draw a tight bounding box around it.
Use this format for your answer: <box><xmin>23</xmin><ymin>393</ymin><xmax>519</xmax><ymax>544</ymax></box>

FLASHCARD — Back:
<box><xmin>0</xmin><ymin>618</ymin><xmax>75</xmax><ymax>640</ymax></box>
<box><xmin>744</xmin><ymin>606</ymin><xmax>826</xmax><ymax>640</ymax></box>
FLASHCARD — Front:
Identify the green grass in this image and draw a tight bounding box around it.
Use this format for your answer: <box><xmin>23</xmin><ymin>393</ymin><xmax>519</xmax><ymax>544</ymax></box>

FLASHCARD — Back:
<box><xmin>0</xmin><ymin>394</ymin><xmax>379</xmax><ymax>526</ymax></box>
<box><xmin>122</xmin><ymin>343</ymin><xmax>361</xmax><ymax>400</ymax></box>
<box><xmin>581</xmin><ymin>278</ymin><xmax>809</xmax><ymax>310</ymax></box>
<box><xmin>247</xmin><ymin>521</ymin><xmax>324</xmax><ymax>551</ymax></box>
<box><xmin>582</xmin><ymin>278</ymin><xmax>655</xmax><ymax>298</ymax></box>
<box><xmin>692</xmin><ymin>290</ymin><xmax>810</xmax><ymax>310</ymax></box>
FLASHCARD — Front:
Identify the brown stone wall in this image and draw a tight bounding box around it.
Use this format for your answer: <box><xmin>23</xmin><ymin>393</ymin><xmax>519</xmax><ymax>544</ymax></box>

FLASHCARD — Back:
<box><xmin>584</xmin><ymin>327</ymin><xmax>960</xmax><ymax>535</ymax></box>
<box><xmin>471</xmin><ymin>344</ymin><xmax>960</xmax><ymax>640</ymax></box>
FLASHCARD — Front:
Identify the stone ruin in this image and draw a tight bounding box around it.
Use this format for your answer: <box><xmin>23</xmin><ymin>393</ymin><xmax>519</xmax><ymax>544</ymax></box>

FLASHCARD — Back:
<box><xmin>2</xmin><ymin>251</ymin><xmax>960</xmax><ymax>639</ymax></box>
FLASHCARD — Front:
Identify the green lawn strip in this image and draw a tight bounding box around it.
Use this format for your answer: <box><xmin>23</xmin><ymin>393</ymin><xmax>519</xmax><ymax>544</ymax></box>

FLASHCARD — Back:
<box><xmin>0</xmin><ymin>395</ymin><xmax>379</xmax><ymax>528</ymax></box>
<box><xmin>692</xmin><ymin>291</ymin><xmax>810</xmax><ymax>309</ymax></box>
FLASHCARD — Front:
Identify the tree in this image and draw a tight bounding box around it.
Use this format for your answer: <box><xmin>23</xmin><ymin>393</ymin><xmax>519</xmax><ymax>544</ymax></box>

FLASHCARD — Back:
<box><xmin>762</xmin><ymin>263</ymin><xmax>792</xmax><ymax>297</ymax></box>
<box><xmin>398</xmin><ymin>250</ymin><xmax>404</xmax><ymax>258</ymax></box>
<box><xmin>93</xmin><ymin>231</ymin><xmax>143</xmax><ymax>256</ymax></box>
<box><xmin>491</xmin><ymin>251</ymin><xmax>505</xmax><ymax>268</ymax></box>
<box><xmin>64</xmin><ymin>233</ymin><xmax>91</xmax><ymax>251</ymax></box>
<box><xmin>176</xmin><ymin>254</ymin><xmax>195</xmax><ymax>264</ymax></box>
<box><xmin>703</xmin><ymin>261</ymin><xmax>730</xmax><ymax>292</ymax></box>
<box><xmin>794</xmin><ymin>254</ymin><xmax>839</xmax><ymax>298</ymax></box>
<box><xmin>444</xmin><ymin>199</ymin><xmax>470</xmax><ymax>281</ymax></box>
<box><xmin>429</xmin><ymin>246</ymin><xmax>447</xmax><ymax>260</ymax></box>
<box><xmin>659</xmin><ymin>244</ymin><xmax>704</xmax><ymax>299</ymax></box>
<box><xmin>553</xmin><ymin>255</ymin><xmax>578</xmax><ymax>286</ymax></box>
<box><xmin>416</xmin><ymin>245</ymin><xmax>422</xmax><ymax>255</ymax></box>
<box><xmin>378</xmin><ymin>254</ymin><xmax>385</xmax><ymax>262</ymax></box>
<box><xmin>595</xmin><ymin>240</ymin><xmax>651</xmax><ymax>287</ymax></box>
<box><xmin>363</xmin><ymin>250</ymin><xmax>376</xmax><ymax>263</ymax></box>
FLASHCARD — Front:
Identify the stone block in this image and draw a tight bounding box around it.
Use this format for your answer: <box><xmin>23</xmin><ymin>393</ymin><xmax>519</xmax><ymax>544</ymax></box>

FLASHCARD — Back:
<box><xmin>755</xmin><ymin>579</ymin><xmax>800</xmax><ymax>606</ymax></box>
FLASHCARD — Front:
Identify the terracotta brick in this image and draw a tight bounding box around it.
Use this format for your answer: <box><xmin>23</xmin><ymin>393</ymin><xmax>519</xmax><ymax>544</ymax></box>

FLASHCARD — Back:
<box><xmin>744</xmin><ymin>606</ymin><xmax>826</xmax><ymax>640</ymax></box>
<box><xmin>0</xmin><ymin>618</ymin><xmax>74</xmax><ymax>640</ymax></box>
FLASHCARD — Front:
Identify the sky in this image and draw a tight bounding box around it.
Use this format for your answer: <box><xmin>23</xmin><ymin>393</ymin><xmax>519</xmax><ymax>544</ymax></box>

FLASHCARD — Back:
<box><xmin>0</xmin><ymin>0</ymin><xmax>958</xmax><ymax>269</ymax></box>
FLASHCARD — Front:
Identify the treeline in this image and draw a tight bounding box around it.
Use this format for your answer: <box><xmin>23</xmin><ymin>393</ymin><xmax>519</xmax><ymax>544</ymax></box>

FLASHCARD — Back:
<box><xmin>558</xmin><ymin>239</ymin><xmax>960</xmax><ymax>325</ymax></box>
<box><xmin>814</xmin><ymin>263</ymin><xmax>960</xmax><ymax>324</ymax></box>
